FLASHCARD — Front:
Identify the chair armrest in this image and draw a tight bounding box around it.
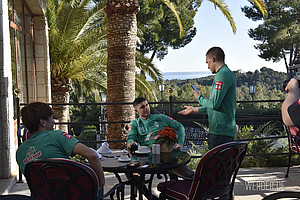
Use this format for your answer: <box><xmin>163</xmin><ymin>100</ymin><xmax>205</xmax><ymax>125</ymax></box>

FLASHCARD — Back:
<box><xmin>168</xmin><ymin>172</ymin><xmax>194</xmax><ymax>181</ymax></box>
<box><xmin>99</xmin><ymin>182</ymin><xmax>124</xmax><ymax>199</ymax></box>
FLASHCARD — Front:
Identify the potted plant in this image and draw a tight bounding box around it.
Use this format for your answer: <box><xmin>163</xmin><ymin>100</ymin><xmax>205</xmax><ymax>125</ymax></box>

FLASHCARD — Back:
<box><xmin>155</xmin><ymin>127</ymin><xmax>178</xmax><ymax>153</ymax></box>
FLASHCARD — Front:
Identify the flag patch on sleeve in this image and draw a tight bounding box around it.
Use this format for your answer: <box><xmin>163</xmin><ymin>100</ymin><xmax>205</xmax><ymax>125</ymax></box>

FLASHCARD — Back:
<box><xmin>215</xmin><ymin>81</ymin><xmax>223</xmax><ymax>90</ymax></box>
<box><xmin>61</xmin><ymin>132</ymin><xmax>72</xmax><ymax>139</ymax></box>
<box><xmin>168</xmin><ymin>116</ymin><xmax>174</xmax><ymax>121</ymax></box>
<box><xmin>129</xmin><ymin>125</ymin><xmax>132</xmax><ymax>132</ymax></box>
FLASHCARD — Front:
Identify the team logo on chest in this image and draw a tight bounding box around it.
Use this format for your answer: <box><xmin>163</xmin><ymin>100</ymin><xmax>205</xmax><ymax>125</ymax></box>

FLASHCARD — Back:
<box><xmin>154</xmin><ymin>122</ymin><xmax>159</xmax><ymax>127</ymax></box>
<box><xmin>145</xmin><ymin>132</ymin><xmax>159</xmax><ymax>141</ymax></box>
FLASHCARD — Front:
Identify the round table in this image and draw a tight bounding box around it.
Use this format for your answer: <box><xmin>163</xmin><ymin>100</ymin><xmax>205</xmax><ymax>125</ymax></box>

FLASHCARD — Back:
<box><xmin>101</xmin><ymin>149</ymin><xmax>191</xmax><ymax>200</ymax></box>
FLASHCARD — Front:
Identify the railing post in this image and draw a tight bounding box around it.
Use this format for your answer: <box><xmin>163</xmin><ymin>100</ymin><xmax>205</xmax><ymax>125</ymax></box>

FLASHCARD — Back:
<box><xmin>168</xmin><ymin>88</ymin><xmax>173</xmax><ymax>117</ymax></box>
<box><xmin>81</xmin><ymin>105</ymin><xmax>87</xmax><ymax>133</ymax></box>
<box><xmin>15</xmin><ymin>89</ymin><xmax>23</xmax><ymax>183</ymax></box>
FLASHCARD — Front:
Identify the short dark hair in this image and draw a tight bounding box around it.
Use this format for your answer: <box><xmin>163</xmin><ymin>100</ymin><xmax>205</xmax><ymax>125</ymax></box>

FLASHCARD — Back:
<box><xmin>133</xmin><ymin>97</ymin><xmax>147</xmax><ymax>107</ymax></box>
<box><xmin>21</xmin><ymin>102</ymin><xmax>53</xmax><ymax>133</ymax></box>
<box><xmin>206</xmin><ymin>47</ymin><xmax>225</xmax><ymax>62</ymax></box>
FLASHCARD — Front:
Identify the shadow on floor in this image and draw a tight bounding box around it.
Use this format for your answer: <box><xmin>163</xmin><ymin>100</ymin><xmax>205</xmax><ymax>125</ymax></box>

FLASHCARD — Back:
<box><xmin>5</xmin><ymin>166</ymin><xmax>300</xmax><ymax>200</ymax></box>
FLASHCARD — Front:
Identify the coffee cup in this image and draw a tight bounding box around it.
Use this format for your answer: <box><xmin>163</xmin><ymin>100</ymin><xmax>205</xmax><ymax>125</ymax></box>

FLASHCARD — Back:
<box><xmin>138</xmin><ymin>146</ymin><xmax>148</xmax><ymax>153</ymax></box>
<box><xmin>119</xmin><ymin>154</ymin><xmax>129</xmax><ymax>160</ymax></box>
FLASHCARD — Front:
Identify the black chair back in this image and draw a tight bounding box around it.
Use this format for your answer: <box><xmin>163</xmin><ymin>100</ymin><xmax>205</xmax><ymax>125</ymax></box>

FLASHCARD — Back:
<box><xmin>24</xmin><ymin>158</ymin><xmax>99</xmax><ymax>200</ymax></box>
<box><xmin>190</xmin><ymin>142</ymin><xmax>248</xmax><ymax>199</ymax></box>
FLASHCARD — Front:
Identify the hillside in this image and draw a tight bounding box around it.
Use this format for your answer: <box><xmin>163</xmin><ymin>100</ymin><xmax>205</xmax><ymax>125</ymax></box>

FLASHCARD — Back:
<box><xmin>164</xmin><ymin>67</ymin><xmax>288</xmax><ymax>92</ymax></box>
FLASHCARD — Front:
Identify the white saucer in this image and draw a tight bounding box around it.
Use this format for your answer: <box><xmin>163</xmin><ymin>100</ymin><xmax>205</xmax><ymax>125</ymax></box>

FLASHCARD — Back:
<box><xmin>118</xmin><ymin>157</ymin><xmax>131</xmax><ymax>162</ymax></box>
<box><xmin>134</xmin><ymin>150</ymin><xmax>151</xmax><ymax>154</ymax></box>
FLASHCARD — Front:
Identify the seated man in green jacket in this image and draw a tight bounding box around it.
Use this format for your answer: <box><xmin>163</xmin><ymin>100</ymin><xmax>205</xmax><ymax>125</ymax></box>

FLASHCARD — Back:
<box><xmin>16</xmin><ymin>102</ymin><xmax>105</xmax><ymax>193</ymax></box>
<box><xmin>127</xmin><ymin>97</ymin><xmax>185</xmax><ymax>150</ymax></box>
<box><xmin>127</xmin><ymin>97</ymin><xmax>194</xmax><ymax>178</ymax></box>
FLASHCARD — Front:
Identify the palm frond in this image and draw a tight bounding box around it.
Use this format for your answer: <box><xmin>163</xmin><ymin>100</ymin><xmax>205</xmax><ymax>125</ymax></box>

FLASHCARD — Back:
<box><xmin>135</xmin><ymin>52</ymin><xmax>163</xmax><ymax>85</ymax></box>
<box><xmin>161</xmin><ymin>0</ymin><xmax>184</xmax><ymax>38</ymax></box>
<box><xmin>135</xmin><ymin>73</ymin><xmax>158</xmax><ymax>101</ymax></box>
<box><xmin>207</xmin><ymin>0</ymin><xmax>236</xmax><ymax>34</ymax></box>
<box><xmin>75</xmin><ymin>3</ymin><xmax>106</xmax><ymax>40</ymax></box>
<box><xmin>248</xmin><ymin>0</ymin><xmax>267</xmax><ymax>18</ymax></box>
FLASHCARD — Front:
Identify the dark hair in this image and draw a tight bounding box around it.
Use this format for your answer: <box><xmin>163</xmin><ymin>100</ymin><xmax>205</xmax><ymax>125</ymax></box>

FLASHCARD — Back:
<box><xmin>206</xmin><ymin>47</ymin><xmax>225</xmax><ymax>62</ymax></box>
<box><xmin>21</xmin><ymin>102</ymin><xmax>53</xmax><ymax>133</ymax></box>
<box><xmin>133</xmin><ymin>97</ymin><xmax>147</xmax><ymax>107</ymax></box>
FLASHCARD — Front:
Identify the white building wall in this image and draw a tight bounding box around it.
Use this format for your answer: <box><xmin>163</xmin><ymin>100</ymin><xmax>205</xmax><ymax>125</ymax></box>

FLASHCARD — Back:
<box><xmin>35</xmin><ymin>15</ymin><xmax>51</xmax><ymax>103</ymax></box>
<box><xmin>0</xmin><ymin>0</ymin><xmax>14</xmax><ymax>178</ymax></box>
<box><xmin>0</xmin><ymin>0</ymin><xmax>49</xmax><ymax>178</ymax></box>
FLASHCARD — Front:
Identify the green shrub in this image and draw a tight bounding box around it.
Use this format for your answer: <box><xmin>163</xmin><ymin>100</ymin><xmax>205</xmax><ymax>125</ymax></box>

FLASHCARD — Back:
<box><xmin>187</xmin><ymin>121</ymin><xmax>294</xmax><ymax>168</ymax></box>
<box><xmin>187</xmin><ymin>141</ymin><xmax>209</xmax><ymax>170</ymax></box>
<box><xmin>71</xmin><ymin>125</ymin><xmax>98</xmax><ymax>163</ymax></box>
<box><xmin>236</xmin><ymin>122</ymin><xmax>290</xmax><ymax>167</ymax></box>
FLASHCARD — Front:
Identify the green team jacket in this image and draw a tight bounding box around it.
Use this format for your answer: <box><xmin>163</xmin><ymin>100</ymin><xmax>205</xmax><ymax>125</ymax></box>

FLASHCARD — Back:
<box><xmin>16</xmin><ymin>130</ymin><xmax>79</xmax><ymax>174</ymax></box>
<box><xmin>197</xmin><ymin>65</ymin><xmax>236</xmax><ymax>137</ymax></box>
<box><xmin>127</xmin><ymin>114</ymin><xmax>185</xmax><ymax>148</ymax></box>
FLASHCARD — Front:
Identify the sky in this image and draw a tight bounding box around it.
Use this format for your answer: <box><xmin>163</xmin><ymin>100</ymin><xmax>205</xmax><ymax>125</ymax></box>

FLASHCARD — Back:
<box><xmin>152</xmin><ymin>1</ymin><xmax>286</xmax><ymax>73</ymax></box>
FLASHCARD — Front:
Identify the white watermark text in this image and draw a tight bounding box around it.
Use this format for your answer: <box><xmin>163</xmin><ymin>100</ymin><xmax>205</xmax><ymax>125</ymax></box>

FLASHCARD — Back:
<box><xmin>245</xmin><ymin>181</ymin><xmax>284</xmax><ymax>191</ymax></box>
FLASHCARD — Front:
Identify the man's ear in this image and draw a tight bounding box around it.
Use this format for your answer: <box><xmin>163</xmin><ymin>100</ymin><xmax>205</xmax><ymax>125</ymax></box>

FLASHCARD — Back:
<box><xmin>40</xmin><ymin>119</ymin><xmax>46</xmax><ymax>127</ymax></box>
<box><xmin>134</xmin><ymin>109</ymin><xmax>138</xmax><ymax>114</ymax></box>
<box><xmin>212</xmin><ymin>56</ymin><xmax>216</xmax><ymax>62</ymax></box>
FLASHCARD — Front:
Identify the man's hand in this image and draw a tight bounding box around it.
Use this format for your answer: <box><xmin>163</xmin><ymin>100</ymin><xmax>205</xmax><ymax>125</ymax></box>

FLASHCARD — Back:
<box><xmin>193</xmin><ymin>89</ymin><xmax>201</xmax><ymax>99</ymax></box>
<box><xmin>127</xmin><ymin>142</ymin><xmax>135</xmax><ymax>148</ymax></box>
<box><xmin>178</xmin><ymin>106</ymin><xmax>194</xmax><ymax>115</ymax></box>
<box><xmin>173</xmin><ymin>144</ymin><xmax>183</xmax><ymax>149</ymax></box>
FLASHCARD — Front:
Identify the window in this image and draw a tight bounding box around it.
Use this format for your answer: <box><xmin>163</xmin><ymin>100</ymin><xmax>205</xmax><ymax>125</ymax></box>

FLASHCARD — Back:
<box><xmin>9</xmin><ymin>0</ymin><xmax>37</xmax><ymax>118</ymax></box>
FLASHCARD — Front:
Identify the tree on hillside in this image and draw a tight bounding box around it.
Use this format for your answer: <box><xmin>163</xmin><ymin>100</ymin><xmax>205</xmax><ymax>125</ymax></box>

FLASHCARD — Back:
<box><xmin>242</xmin><ymin>0</ymin><xmax>300</xmax><ymax>72</ymax></box>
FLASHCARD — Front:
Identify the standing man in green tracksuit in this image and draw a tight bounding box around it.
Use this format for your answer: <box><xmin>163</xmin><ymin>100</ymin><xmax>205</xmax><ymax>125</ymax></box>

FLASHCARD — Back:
<box><xmin>178</xmin><ymin>47</ymin><xmax>236</xmax><ymax>149</ymax></box>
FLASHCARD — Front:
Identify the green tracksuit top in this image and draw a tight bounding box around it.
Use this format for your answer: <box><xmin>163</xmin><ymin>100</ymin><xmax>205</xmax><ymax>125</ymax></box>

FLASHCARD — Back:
<box><xmin>16</xmin><ymin>130</ymin><xmax>79</xmax><ymax>174</ymax></box>
<box><xmin>127</xmin><ymin>114</ymin><xmax>185</xmax><ymax>148</ymax></box>
<box><xmin>197</xmin><ymin>65</ymin><xmax>236</xmax><ymax>137</ymax></box>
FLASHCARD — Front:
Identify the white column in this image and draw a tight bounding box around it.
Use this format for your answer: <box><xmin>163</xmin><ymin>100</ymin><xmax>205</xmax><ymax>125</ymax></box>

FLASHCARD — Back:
<box><xmin>0</xmin><ymin>0</ymin><xmax>14</xmax><ymax>178</ymax></box>
<box><xmin>35</xmin><ymin>16</ymin><xmax>51</xmax><ymax>103</ymax></box>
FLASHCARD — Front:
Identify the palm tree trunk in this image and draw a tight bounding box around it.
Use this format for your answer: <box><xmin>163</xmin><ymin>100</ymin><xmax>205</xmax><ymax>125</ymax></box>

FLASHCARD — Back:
<box><xmin>51</xmin><ymin>77</ymin><xmax>71</xmax><ymax>132</ymax></box>
<box><xmin>105</xmin><ymin>0</ymin><xmax>140</xmax><ymax>149</ymax></box>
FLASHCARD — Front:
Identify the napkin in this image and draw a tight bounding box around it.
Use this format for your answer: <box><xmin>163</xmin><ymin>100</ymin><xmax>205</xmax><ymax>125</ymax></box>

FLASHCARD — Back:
<box><xmin>97</xmin><ymin>142</ymin><xmax>112</xmax><ymax>154</ymax></box>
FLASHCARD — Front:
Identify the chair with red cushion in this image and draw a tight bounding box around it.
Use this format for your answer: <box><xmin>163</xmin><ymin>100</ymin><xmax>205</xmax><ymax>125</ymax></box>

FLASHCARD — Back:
<box><xmin>157</xmin><ymin>142</ymin><xmax>248</xmax><ymax>200</ymax></box>
<box><xmin>24</xmin><ymin>158</ymin><xmax>124</xmax><ymax>200</ymax></box>
<box><xmin>285</xmin><ymin>126</ymin><xmax>300</xmax><ymax>178</ymax></box>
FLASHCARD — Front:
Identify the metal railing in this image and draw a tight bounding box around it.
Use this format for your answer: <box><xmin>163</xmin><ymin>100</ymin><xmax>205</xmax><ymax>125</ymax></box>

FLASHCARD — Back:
<box><xmin>16</xmin><ymin>95</ymin><xmax>285</xmax><ymax>149</ymax></box>
<box><xmin>16</xmin><ymin>96</ymin><xmax>289</xmax><ymax>183</ymax></box>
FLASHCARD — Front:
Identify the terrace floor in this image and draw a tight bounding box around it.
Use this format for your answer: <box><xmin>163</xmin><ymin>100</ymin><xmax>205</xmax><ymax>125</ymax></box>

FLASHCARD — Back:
<box><xmin>1</xmin><ymin>165</ymin><xmax>300</xmax><ymax>199</ymax></box>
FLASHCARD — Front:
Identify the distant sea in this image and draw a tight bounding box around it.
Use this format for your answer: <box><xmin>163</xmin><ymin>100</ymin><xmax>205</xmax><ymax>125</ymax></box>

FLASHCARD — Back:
<box><xmin>147</xmin><ymin>71</ymin><xmax>211</xmax><ymax>81</ymax></box>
